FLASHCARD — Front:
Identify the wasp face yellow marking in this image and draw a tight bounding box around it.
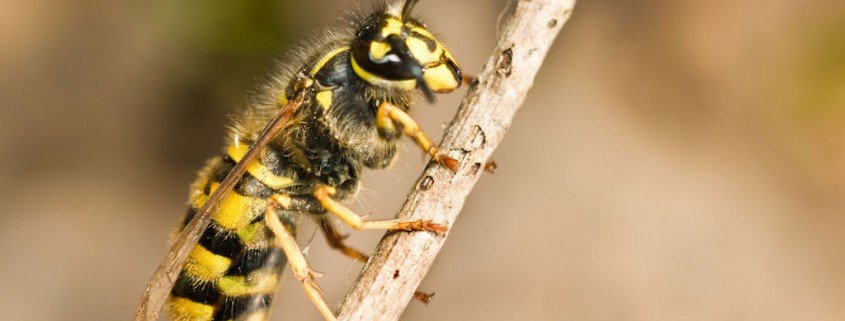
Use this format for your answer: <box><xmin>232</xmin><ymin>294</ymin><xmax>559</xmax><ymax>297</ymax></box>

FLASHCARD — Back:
<box><xmin>381</xmin><ymin>18</ymin><xmax>404</xmax><ymax>38</ymax></box>
<box><xmin>423</xmin><ymin>63</ymin><xmax>460</xmax><ymax>92</ymax></box>
<box><xmin>411</xmin><ymin>33</ymin><xmax>461</xmax><ymax>93</ymax></box>
<box><xmin>316</xmin><ymin>89</ymin><xmax>333</xmax><ymax>110</ymax></box>
<box><xmin>369</xmin><ymin>41</ymin><xmax>391</xmax><ymax>61</ymax></box>
<box><xmin>185</xmin><ymin>245</ymin><xmax>232</xmax><ymax>281</ymax></box>
<box><xmin>169</xmin><ymin>297</ymin><xmax>214</xmax><ymax>320</ymax></box>
<box><xmin>410</xmin><ymin>26</ymin><xmax>434</xmax><ymax>39</ymax></box>
<box><xmin>406</xmin><ymin>37</ymin><xmax>443</xmax><ymax>65</ymax></box>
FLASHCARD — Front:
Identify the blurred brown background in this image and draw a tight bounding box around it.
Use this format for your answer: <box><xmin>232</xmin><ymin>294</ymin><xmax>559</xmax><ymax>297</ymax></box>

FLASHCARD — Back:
<box><xmin>1</xmin><ymin>0</ymin><xmax>844</xmax><ymax>320</ymax></box>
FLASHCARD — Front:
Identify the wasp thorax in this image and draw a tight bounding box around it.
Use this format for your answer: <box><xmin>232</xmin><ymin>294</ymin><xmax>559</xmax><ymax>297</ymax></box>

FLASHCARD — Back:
<box><xmin>350</xmin><ymin>13</ymin><xmax>461</xmax><ymax>97</ymax></box>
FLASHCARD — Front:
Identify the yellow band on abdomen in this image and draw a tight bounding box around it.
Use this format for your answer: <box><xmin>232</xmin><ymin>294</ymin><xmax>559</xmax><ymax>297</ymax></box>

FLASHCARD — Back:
<box><xmin>227</xmin><ymin>143</ymin><xmax>295</xmax><ymax>190</ymax></box>
<box><xmin>169</xmin><ymin>297</ymin><xmax>214</xmax><ymax>321</ymax></box>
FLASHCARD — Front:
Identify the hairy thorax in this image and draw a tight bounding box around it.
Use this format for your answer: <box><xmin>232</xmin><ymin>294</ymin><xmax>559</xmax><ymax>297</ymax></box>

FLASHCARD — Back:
<box><xmin>268</xmin><ymin>44</ymin><xmax>410</xmax><ymax>199</ymax></box>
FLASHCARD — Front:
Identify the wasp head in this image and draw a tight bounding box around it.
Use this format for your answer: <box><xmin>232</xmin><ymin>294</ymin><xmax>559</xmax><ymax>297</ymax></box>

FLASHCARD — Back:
<box><xmin>351</xmin><ymin>0</ymin><xmax>462</xmax><ymax>102</ymax></box>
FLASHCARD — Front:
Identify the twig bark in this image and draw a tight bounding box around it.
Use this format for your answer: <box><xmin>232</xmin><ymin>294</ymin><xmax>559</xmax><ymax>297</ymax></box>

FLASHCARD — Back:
<box><xmin>335</xmin><ymin>1</ymin><xmax>577</xmax><ymax>320</ymax></box>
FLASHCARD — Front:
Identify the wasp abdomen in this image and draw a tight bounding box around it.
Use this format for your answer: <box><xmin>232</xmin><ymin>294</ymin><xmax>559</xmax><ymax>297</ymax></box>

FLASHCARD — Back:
<box><xmin>169</xmin><ymin>146</ymin><xmax>294</xmax><ymax>321</ymax></box>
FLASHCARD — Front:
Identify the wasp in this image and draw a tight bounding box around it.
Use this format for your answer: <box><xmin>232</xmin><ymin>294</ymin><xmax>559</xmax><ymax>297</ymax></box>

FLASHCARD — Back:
<box><xmin>134</xmin><ymin>0</ymin><xmax>463</xmax><ymax>320</ymax></box>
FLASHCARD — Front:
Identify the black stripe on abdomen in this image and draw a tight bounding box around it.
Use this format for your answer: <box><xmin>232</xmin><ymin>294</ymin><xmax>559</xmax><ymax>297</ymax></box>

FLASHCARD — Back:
<box><xmin>171</xmin><ymin>273</ymin><xmax>221</xmax><ymax>305</ymax></box>
<box><xmin>198</xmin><ymin>222</ymin><xmax>244</xmax><ymax>259</ymax></box>
<box><xmin>227</xmin><ymin>246</ymin><xmax>286</xmax><ymax>277</ymax></box>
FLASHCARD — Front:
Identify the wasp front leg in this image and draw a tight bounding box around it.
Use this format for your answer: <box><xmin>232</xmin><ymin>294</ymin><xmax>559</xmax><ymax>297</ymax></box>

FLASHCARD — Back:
<box><xmin>265</xmin><ymin>195</ymin><xmax>337</xmax><ymax>321</ymax></box>
<box><xmin>376</xmin><ymin>101</ymin><xmax>459</xmax><ymax>172</ymax></box>
<box><xmin>314</xmin><ymin>184</ymin><xmax>448</xmax><ymax>234</ymax></box>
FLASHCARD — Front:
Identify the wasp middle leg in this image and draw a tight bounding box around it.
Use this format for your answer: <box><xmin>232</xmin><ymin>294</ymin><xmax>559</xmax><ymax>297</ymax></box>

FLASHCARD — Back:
<box><xmin>314</xmin><ymin>184</ymin><xmax>448</xmax><ymax>234</ymax></box>
<box><xmin>265</xmin><ymin>195</ymin><xmax>337</xmax><ymax>321</ymax></box>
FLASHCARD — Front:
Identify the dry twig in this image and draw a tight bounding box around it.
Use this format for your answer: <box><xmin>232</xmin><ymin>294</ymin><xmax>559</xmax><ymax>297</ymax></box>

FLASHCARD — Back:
<box><xmin>335</xmin><ymin>0</ymin><xmax>577</xmax><ymax>320</ymax></box>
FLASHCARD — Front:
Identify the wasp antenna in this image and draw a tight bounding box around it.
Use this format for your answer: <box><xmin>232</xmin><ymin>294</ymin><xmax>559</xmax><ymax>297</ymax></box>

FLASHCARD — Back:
<box><xmin>418</xmin><ymin>74</ymin><xmax>436</xmax><ymax>103</ymax></box>
<box><xmin>402</xmin><ymin>0</ymin><xmax>419</xmax><ymax>21</ymax></box>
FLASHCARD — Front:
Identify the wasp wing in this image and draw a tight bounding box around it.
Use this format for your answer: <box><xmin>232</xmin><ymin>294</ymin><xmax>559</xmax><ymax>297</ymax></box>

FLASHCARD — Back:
<box><xmin>133</xmin><ymin>83</ymin><xmax>310</xmax><ymax>321</ymax></box>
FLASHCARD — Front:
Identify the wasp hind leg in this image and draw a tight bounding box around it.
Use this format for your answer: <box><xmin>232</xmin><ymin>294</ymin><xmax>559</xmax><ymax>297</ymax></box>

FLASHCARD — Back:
<box><xmin>318</xmin><ymin>217</ymin><xmax>368</xmax><ymax>264</ymax></box>
<box><xmin>265</xmin><ymin>195</ymin><xmax>337</xmax><ymax>321</ymax></box>
<box><xmin>318</xmin><ymin>217</ymin><xmax>436</xmax><ymax>304</ymax></box>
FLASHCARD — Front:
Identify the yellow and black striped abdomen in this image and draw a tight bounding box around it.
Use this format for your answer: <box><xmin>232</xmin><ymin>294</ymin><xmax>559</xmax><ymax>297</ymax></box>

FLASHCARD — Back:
<box><xmin>169</xmin><ymin>143</ymin><xmax>297</xmax><ymax>321</ymax></box>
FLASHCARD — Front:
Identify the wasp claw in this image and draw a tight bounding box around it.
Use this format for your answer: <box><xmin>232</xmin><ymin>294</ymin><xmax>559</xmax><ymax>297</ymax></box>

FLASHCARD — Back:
<box><xmin>411</xmin><ymin>220</ymin><xmax>448</xmax><ymax>234</ymax></box>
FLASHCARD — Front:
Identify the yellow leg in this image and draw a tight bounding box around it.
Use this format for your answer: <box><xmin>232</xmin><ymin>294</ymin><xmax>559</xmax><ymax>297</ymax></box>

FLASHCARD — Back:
<box><xmin>314</xmin><ymin>185</ymin><xmax>448</xmax><ymax>234</ymax></box>
<box><xmin>377</xmin><ymin>102</ymin><xmax>458</xmax><ymax>172</ymax></box>
<box><xmin>318</xmin><ymin>217</ymin><xmax>437</xmax><ymax>304</ymax></box>
<box><xmin>266</xmin><ymin>195</ymin><xmax>337</xmax><ymax>321</ymax></box>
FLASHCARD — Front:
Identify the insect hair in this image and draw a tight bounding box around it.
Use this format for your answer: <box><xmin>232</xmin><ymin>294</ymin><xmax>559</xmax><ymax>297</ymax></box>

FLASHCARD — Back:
<box><xmin>228</xmin><ymin>2</ymin><xmax>434</xmax><ymax>168</ymax></box>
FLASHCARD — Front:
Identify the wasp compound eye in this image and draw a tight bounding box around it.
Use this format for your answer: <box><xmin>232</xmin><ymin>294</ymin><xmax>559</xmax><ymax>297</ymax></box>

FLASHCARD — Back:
<box><xmin>352</xmin><ymin>40</ymin><xmax>417</xmax><ymax>81</ymax></box>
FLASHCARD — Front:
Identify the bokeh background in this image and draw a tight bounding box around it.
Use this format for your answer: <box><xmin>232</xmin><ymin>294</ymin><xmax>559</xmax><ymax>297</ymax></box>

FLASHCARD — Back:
<box><xmin>1</xmin><ymin>0</ymin><xmax>844</xmax><ymax>320</ymax></box>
